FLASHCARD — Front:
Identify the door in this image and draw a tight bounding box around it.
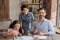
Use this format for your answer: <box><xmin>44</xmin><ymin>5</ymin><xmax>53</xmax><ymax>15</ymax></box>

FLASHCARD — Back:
<box><xmin>0</xmin><ymin>0</ymin><xmax>9</xmax><ymax>20</ymax></box>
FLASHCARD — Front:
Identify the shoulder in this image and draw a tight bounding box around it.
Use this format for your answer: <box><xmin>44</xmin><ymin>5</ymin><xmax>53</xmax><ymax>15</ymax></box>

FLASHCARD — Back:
<box><xmin>45</xmin><ymin>18</ymin><xmax>53</xmax><ymax>24</ymax></box>
<box><xmin>28</xmin><ymin>12</ymin><xmax>33</xmax><ymax>14</ymax></box>
<box><xmin>28</xmin><ymin>12</ymin><xmax>33</xmax><ymax>15</ymax></box>
<box><xmin>19</xmin><ymin>13</ymin><xmax>23</xmax><ymax>16</ymax></box>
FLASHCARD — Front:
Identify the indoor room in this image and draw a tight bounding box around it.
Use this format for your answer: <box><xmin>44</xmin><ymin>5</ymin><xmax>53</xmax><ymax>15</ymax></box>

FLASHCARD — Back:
<box><xmin>0</xmin><ymin>0</ymin><xmax>60</xmax><ymax>40</ymax></box>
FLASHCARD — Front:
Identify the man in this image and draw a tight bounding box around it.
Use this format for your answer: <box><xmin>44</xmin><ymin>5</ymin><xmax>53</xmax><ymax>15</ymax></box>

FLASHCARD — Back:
<box><xmin>31</xmin><ymin>8</ymin><xmax>55</xmax><ymax>35</ymax></box>
<box><xmin>19</xmin><ymin>5</ymin><xmax>34</xmax><ymax>35</ymax></box>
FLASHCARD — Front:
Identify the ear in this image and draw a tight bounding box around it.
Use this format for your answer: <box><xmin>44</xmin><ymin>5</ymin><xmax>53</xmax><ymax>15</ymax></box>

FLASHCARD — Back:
<box><xmin>28</xmin><ymin>9</ymin><xmax>29</xmax><ymax>12</ymax></box>
<box><xmin>43</xmin><ymin>9</ymin><xmax>46</xmax><ymax>16</ymax></box>
<box><xmin>45</xmin><ymin>13</ymin><xmax>46</xmax><ymax>15</ymax></box>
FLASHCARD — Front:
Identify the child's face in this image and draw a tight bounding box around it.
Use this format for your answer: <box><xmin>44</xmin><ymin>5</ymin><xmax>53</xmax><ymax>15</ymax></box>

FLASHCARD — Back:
<box><xmin>14</xmin><ymin>23</ymin><xmax>21</xmax><ymax>30</ymax></box>
<box><xmin>22</xmin><ymin>8</ymin><xmax>29</xmax><ymax>15</ymax></box>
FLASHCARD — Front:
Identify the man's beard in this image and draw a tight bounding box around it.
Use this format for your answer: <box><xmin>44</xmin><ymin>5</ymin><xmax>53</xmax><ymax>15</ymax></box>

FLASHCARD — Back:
<box><xmin>39</xmin><ymin>15</ymin><xmax>44</xmax><ymax>19</ymax></box>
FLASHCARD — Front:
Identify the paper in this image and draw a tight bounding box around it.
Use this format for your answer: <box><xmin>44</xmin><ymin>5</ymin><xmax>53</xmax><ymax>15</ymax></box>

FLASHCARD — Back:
<box><xmin>14</xmin><ymin>36</ymin><xmax>47</xmax><ymax>40</ymax></box>
<box><xmin>38</xmin><ymin>36</ymin><xmax>47</xmax><ymax>39</ymax></box>
<box><xmin>33</xmin><ymin>35</ymin><xmax>47</xmax><ymax>39</ymax></box>
<box><xmin>21</xmin><ymin>36</ymin><xmax>33</xmax><ymax>40</ymax></box>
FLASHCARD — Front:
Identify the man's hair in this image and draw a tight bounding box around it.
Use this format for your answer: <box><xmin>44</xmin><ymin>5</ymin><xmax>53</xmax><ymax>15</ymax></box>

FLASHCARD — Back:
<box><xmin>21</xmin><ymin>5</ymin><xmax>28</xmax><ymax>11</ymax></box>
<box><xmin>37</xmin><ymin>8</ymin><xmax>46</xmax><ymax>12</ymax></box>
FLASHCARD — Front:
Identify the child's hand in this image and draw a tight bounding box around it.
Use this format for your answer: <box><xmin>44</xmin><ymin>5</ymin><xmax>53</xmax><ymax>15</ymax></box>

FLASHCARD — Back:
<box><xmin>22</xmin><ymin>29</ymin><xmax>24</xmax><ymax>34</ymax></box>
<box><xmin>18</xmin><ymin>33</ymin><xmax>22</xmax><ymax>36</ymax></box>
<box><xmin>34</xmin><ymin>29</ymin><xmax>38</xmax><ymax>33</ymax></box>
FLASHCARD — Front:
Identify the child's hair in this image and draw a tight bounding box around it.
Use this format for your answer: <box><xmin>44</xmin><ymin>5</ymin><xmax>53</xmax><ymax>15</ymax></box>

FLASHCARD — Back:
<box><xmin>9</xmin><ymin>20</ymin><xmax>22</xmax><ymax>28</ymax></box>
<box><xmin>9</xmin><ymin>20</ymin><xmax>22</xmax><ymax>34</ymax></box>
<box><xmin>21</xmin><ymin>5</ymin><xmax>29</xmax><ymax>11</ymax></box>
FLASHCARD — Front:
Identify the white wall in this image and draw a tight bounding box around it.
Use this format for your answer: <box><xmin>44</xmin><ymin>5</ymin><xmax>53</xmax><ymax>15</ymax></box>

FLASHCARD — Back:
<box><xmin>9</xmin><ymin>0</ymin><xmax>32</xmax><ymax>21</ymax></box>
<box><xmin>9</xmin><ymin>0</ymin><xmax>21</xmax><ymax>21</ymax></box>
<box><xmin>9</xmin><ymin>0</ymin><xmax>57</xmax><ymax>26</ymax></box>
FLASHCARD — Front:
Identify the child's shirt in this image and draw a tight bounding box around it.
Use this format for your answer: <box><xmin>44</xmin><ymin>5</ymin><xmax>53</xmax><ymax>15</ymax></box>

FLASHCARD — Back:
<box><xmin>8</xmin><ymin>28</ymin><xmax>19</xmax><ymax>36</ymax></box>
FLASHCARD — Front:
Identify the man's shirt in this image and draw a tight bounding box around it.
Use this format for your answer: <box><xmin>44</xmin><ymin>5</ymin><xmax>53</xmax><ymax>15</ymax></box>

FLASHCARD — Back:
<box><xmin>31</xmin><ymin>18</ymin><xmax>55</xmax><ymax>35</ymax></box>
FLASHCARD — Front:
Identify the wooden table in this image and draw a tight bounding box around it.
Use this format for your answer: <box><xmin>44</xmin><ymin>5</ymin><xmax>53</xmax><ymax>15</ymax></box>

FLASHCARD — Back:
<box><xmin>56</xmin><ymin>28</ymin><xmax>60</xmax><ymax>34</ymax></box>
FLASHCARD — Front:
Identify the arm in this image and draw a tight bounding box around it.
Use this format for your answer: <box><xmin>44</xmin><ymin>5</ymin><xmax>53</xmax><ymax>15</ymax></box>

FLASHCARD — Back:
<box><xmin>30</xmin><ymin>22</ymin><xmax>38</xmax><ymax>34</ymax></box>
<box><xmin>19</xmin><ymin>28</ymin><xmax>24</xmax><ymax>35</ymax></box>
<box><xmin>4</xmin><ymin>29</ymin><xmax>16</xmax><ymax>37</ymax></box>
<box><xmin>4</xmin><ymin>31</ymin><xmax>15</xmax><ymax>37</ymax></box>
<box><xmin>48</xmin><ymin>21</ymin><xmax>55</xmax><ymax>35</ymax></box>
<box><xmin>19</xmin><ymin>13</ymin><xmax>22</xmax><ymax>21</ymax></box>
<box><xmin>38</xmin><ymin>32</ymin><xmax>48</xmax><ymax>36</ymax></box>
<box><xmin>18</xmin><ymin>33</ymin><xmax>22</xmax><ymax>36</ymax></box>
<box><xmin>22</xmin><ymin>29</ymin><xmax>24</xmax><ymax>34</ymax></box>
<box><xmin>30</xmin><ymin>22</ymin><xmax>35</xmax><ymax>31</ymax></box>
<box><xmin>30</xmin><ymin>12</ymin><xmax>35</xmax><ymax>21</ymax></box>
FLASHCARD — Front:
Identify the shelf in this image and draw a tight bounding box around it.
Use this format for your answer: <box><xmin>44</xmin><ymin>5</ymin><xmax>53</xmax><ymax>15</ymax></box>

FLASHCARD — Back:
<box><xmin>0</xmin><ymin>19</ymin><xmax>12</xmax><ymax>21</ymax></box>
<box><xmin>33</xmin><ymin>11</ymin><xmax>38</xmax><ymax>14</ymax></box>
<box><xmin>22</xmin><ymin>3</ymin><xmax>42</xmax><ymax>5</ymax></box>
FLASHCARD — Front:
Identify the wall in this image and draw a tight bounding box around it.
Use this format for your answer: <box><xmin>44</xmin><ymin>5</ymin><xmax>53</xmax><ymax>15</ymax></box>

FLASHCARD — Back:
<box><xmin>9</xmin><ymin>0</ymin><xmax>57</xmax><ymax>26</ymax></box>
<box><xmin>9</xmin><ymin>0</ymin><xmax>32</xmax><ymax>21</ymax></box>
<box><xmin>9</xmin><ymin>0</ymin><xmax>20</xmax><ymax>21</ymax></box>
<box><xmin>51</xmin><ymin>0</ymin><xmax>57</xmax><ymax>26</ymax></box>
<box><xmin>57</xmin><ymin>0</ymin><xmax>60</xmax><ymax>27</ymax></box>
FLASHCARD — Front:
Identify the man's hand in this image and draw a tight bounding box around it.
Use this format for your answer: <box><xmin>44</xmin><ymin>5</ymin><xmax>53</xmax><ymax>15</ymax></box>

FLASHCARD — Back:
<box><xmin>38</xmin><ymin>32</ymin><xmax>49</xmax><ymax>36</ymax></box>
<box><xmin>18</xmin><ymin>33</ymin><xmax>22</xmax><ymax>36</ymax></box>
<box><xmin>38</xmin><ymin>32</ymin><xmax>43</xmax><ymax>35</ymax></box>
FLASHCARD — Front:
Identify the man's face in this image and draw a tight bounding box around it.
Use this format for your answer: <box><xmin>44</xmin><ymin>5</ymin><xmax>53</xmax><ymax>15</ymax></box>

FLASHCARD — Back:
<box><xmin>38</xmin><ymin>9</ymin><xmax>46</xmax><ymax>19</ymax></box>
<box><xmin>22</xmin><ymin>8</ymin><xmax>29</xmax><ymax>15</ymax></box>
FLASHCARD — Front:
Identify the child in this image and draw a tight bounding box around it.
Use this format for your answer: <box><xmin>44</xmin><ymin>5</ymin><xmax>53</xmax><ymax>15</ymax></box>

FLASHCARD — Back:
<box><xmin>19</xmin><ymin>5</ymin><xmax>34</xmax><ymax>35</ymax></box>
<box><xmin>4</xmin><ymin>20</ymin><xmax>24</xmax><ymax>37</ymax></box>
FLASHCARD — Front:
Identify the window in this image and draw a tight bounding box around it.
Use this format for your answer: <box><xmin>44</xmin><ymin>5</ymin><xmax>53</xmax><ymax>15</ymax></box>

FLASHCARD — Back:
<box><xmin>57</xmin><ymin>0</ymin><xmax>60</xmax><ymax>27</ymax></box>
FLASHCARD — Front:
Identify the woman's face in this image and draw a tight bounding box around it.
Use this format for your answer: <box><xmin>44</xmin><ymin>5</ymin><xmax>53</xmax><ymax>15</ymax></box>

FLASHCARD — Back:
<box><xmin>14</xmin><ymin>23</ymin><xmax>21</xmax><ymax>30</ymax></box>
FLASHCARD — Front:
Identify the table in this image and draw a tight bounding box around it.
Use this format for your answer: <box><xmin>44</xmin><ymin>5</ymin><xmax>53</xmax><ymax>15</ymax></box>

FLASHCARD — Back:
<box><xmin>13</xmin><ymin>35</ymin><xmax>48</xmax><ymax>40</ymax></box>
